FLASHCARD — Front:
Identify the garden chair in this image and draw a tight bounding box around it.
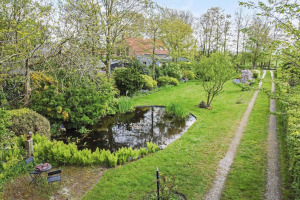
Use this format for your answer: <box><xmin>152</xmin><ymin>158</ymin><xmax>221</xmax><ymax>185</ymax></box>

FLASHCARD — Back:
<box><xmin>47</xmin><ymin>169</ymin><xmax>62</xmax><ymax>190</ymax></box>
<box><xmin>25</xmin><ymin>156</ymin><xmax>42</xmax><ymax>185</ymax></box>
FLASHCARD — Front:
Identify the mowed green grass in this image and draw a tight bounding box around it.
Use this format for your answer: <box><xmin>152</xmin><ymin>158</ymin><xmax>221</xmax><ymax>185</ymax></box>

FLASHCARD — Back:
<box><xmin>221</xmin><ymin>71</ymin><xmax>271</xmax><ymax>200</ymax></box>
<box><xmin>83</xmin><ymin>81</ymin><xmax>254</xmax><ymax>200</ymax></box>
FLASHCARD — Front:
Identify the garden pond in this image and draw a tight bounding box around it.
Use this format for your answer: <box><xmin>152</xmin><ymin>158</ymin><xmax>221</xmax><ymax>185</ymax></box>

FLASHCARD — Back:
<box><xmin>56</xmin><ymin>106</ymin><xmax>196</xmax><ymax>152</ymax></box>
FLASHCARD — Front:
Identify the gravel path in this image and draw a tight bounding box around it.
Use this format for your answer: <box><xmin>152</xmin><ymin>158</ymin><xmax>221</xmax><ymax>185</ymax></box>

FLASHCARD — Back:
<box><xmin>265</xmin><ymin>71</ymin><xmax>282</xmax><ymax>200</ymax></box>
<box><xmin>203</xmin><ymin>70</ymin><xmax>266</xmax><ymax>200</ymax></box>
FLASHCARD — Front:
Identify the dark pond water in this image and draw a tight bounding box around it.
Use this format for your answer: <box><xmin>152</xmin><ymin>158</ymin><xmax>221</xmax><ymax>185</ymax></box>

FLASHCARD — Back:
<box><xmin>57</xmin><ymin>106</ymin><xmax>196</xmax><ymax>152</ymax></box>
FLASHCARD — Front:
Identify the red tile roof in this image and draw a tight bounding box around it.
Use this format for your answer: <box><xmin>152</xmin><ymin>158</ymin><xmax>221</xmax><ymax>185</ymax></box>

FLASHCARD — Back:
<box><xmin>125</xmin><ymin>38</ymin><xmax>169</xmax><ymax>56</ymax></box>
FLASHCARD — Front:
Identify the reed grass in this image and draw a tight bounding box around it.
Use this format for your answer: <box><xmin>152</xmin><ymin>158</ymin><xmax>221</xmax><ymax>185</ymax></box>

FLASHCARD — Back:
<box><xmin>166</xmin><ymin>102</ymin><xmax>189</xmax><ymax>119</ymax></box>
<box><xmin>118</xmin><ymin>97</ymin><xmax>134</xmax><ymax>114</ymax></box>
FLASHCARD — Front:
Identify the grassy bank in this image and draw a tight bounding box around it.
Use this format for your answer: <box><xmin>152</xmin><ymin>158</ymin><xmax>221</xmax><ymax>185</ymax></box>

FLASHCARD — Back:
<box><xmin>221</xmin><ymin>71</ymin><xmax>271</xmax><ymax>200</ymax></box>
<box><xmin>83</xmin><ymin>81</ymin><xmax>254</xmax><ymax>199</ymax></box>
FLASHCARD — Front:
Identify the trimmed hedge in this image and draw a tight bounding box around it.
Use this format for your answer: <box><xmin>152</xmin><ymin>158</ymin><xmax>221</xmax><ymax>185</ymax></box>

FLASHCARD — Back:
<box><xmin>276</xmin><ymin>69</ymin><xmax>300</xmax><ymax>199</ymax></box>
<box><xmin>277</xmin><ymin>97</ymin><xmax>300</xmax><ymax>199</ymax></box>
<box><xmin>9</xmin><ymin>109</ymin><xmax>50</xmax><ymax>138</ymax></box>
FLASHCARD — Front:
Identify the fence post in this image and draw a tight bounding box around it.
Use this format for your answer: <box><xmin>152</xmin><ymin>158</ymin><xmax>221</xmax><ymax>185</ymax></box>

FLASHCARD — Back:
<box><xmin>25</xmin><ymin>132</ymin><xmax>33</xmax><ymax>157</ymax></box>
<box><xmin>156</xmin><ymin>167</ymin><xmax>160</xmax><ymax>200</ymax></box>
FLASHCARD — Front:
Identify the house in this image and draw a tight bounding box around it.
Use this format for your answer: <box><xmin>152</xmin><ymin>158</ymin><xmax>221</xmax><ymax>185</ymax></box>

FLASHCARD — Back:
<box><xmin>125</xmin><ymin>38</ymin><xmax>171</xmax><ymax>66</ymax></box>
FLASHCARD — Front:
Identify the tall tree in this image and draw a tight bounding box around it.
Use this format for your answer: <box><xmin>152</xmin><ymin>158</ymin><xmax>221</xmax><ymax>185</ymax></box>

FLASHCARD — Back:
<box><xmin>245</xmin><ymin>17</ymin><xmax>272</xmax><ymax>69</ymax></box>
<box><xmin>143</xmin><ymin>3</ymin><xmax>165</xmax><ymax>79</ymax></box>
<box><xmin>161</xmin><ymin>14</ymin><xmax>193</xmax><ymax>61</ymax></box>
<box><xmin>0</xmin><ymin>0</ymin><xmax>58</xmax><ymax>106</ymax></box>
<box><xmin>97</xmin><ymin>0</ymin><xmax>148</xmax><ymax>76</ymax></box>
<box><xmin>195</xmin><ymin>7</ymin><xmax>231</xmax><ymax>56</ymax></box>
<box><xmin>234</xmin><ymin>8</ymin><xmax>244</xmax><ymax>56</ymax></box>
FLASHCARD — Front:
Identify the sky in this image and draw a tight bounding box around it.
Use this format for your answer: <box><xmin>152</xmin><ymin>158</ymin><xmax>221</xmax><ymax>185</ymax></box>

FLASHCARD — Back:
<box><xmin>154</xmin><ymin>0</ymin><xmax>256</xmax><ymax>17</ymax></box>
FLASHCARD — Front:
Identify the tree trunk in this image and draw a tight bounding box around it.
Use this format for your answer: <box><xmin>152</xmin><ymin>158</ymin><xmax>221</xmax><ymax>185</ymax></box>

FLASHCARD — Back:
<box><xmin>152</xmin><ymin>33</ymin><xmax>156</xmax><ymax>80</ymax></box>
<box><xmin>206</xmin><ymin>92</ymin><xmax>211</xmax><ymax>106</ymax></box>
<box><xmin>24</xmin><ymin>59</ymin><xmax>31</xmax><ymax>107</ymax></box>
<box><xmin>252</xmin><ymin>61</ymin><xmax>256</xmax><ymax>69</ymax></box>
<box><xmin>105</xmin><ymin>53</ymin><xmax>111</xmax><ymax>78</ymax></box>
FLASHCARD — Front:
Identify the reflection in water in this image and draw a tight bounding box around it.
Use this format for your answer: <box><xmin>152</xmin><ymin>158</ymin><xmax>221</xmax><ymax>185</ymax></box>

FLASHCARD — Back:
<box><xmin>61</xmin><ymin>106</ymin><xmax>196</xmax><ymax>152</ymax></box>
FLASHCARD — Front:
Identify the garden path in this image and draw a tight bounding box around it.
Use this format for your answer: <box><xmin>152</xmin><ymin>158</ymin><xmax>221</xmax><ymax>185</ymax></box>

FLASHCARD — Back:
<box><xmin>265</xmin><ymin>71</ymin><xmax>281</xmax><ymax>200</ymax></box>
<box><xmin>203</xmin><ymin>70</ymin><xmax>266</xmax><ymax>200</ymax></box>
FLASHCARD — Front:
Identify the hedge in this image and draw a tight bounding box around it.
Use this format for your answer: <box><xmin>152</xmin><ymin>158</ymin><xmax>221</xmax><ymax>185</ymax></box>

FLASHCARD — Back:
<box><xmin>276</xmin><ymin>70</ymin><xmax>300</xmax><ymax>199</ymax></box>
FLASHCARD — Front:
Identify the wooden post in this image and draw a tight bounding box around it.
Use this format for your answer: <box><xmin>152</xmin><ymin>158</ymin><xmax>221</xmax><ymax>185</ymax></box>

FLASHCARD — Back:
<box><xmin>25</xmin><ymin>132</ymin><xmax>33</xmax><ymax>156</ymax></box>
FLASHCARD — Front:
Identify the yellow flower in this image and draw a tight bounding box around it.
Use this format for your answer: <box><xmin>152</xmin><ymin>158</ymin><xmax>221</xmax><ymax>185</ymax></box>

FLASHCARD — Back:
<box><xmin>62</xmin><ymin>111</ymin><xmax>69</xmax><ymax>121</ymax></box>
<box><xmin>57</xmin><ymin>106</ymin><xmax>62</xmax><ymax>114</ymax></box>
<box><xmin>47</xmin><ymin>108</ymin><xmax>52</xmax><ymax>112</ymax></box>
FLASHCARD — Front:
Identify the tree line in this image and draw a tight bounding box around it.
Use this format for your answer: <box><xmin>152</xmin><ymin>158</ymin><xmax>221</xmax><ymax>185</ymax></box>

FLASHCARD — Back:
<box><xmin>1</xmin><ymin>0</ymin><xmax>289</xmax><ymax>105</ymax></box>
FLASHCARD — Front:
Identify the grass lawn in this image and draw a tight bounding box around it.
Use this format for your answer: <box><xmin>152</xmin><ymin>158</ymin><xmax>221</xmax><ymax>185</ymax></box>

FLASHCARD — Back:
<box><xmin>83</xmin><ymin>81</ymin><xmax>255</xmax><ymax>200</ymax></box>
<box><xmin>221</xmin><ymin>71</ymin><xmax>271</xmax><ymax>200</ymax></box>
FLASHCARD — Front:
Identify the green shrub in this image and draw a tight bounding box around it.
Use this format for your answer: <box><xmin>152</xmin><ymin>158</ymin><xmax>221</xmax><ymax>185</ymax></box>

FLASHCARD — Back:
<box><xmin>0</xmin><ymin>109</ymin><xmax>13</xmax><ymax>147</ymax></box>
<box><xmin>107</xmin><ymin>153</ymin><xmax>118</xmax><ymax>167</ymax></box>
<box><xmin>129</xmin><ymin>60</ymin><xmax>151</xmax><ymax>76</ymax></box>
<box><xmin>92</xmin><ymin>148</ymin><xmax>110</xmax><ymax>165</ymax></box>
<box><xmin>9</xmin><ymin>108</ymin><xmax>50</xmax><ymax>138</ymax></box>
<box><xmin>155</xmin><ymin>65</ymin><xmax>163</xmax><ymax>79</ymax></box>
<box><xmin>114</xmin><ymin>67</ymin><xmax>144</xmax><ymax>96</ymax></box>
<box><xmin>241</xmin><ymin>83</ymin><xmax>251</xmax><ymax>91</ymax></box>
<box><xmin>130</xmin><ymin>148</ymin><xmax>139</xmax><ymax>160</ymax></box>
<box><xmin>157</xmin><ymin>76</ymin><xmax>179</xmax><ymax>86</ymax></box>
<box><xmin>179</xmin><ymin>61</ymin><xmax>193</xmax><ymax>70</ymax></box>
<box><xmin>182</xmin><ymin>70</ymin><xmax>196</xmax><ymax>80</ymax></box>
<box><xmin>166</xmin><ymin>102</ymin><xmax>189</xmax><ymax>119</ymax></box>
<box><xmin>146</xmin><ymin>142</ymin><xmax>160</xmax><ymax>153</ymax></box>
<box><xmin>32</xmin><ymin>134</ymin><xmax>160</xmax><ymax>167</ymax></box>
<box><xmin>239</xmin><ymin>65</ymin><xmax>251</xmax><ymax>70</ymax></box>
<box><xmin>30</xmin><ymin>72</ymin><xmax>117</xmax><ymax>129</ymax></box>
<box><xmin>138</xmin><ymin>147</ymin><xmax>148</xmax><ymax>158</ymax></box>
<box><xmin>116</xmin><ymin>147</ymin><xmax>131</xmax><ymax>165</ymax></box>
<box><xmin>71</xmin><ymin>149</ymin><xmax>94</xmax><ymax>165</ymax></box>
<box><xmin>142</xmin><ymin>75</ymin><xmax>157</xmax><ymax>90</ymax></box>
<box><xmin>277</xmin><ymin>94</ymin><xmax>300</xmax><ymax>199</ymax></box>
<box><xmin>0</xmin><ymin>137</ymin><xmax>26</xmax><ymax>191</ymax></box>
<box><xmin>162</xmin><ymin>63</ymin><xmax>182</xmax><ymax>80</ymax></box>
<box><xmin>118</xmin><ymin>97</ymin><xmax>134</xmax><ymax>114</ymax></box>
<box><xmin>276</xmin><ymin>67</ymin><xmax>300</xmax><ymax>199</ymax></box>
<box><xmin>252</xmin><ymin>70</ymin><xmax>260</xmax><ymax>79</ymax></box>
